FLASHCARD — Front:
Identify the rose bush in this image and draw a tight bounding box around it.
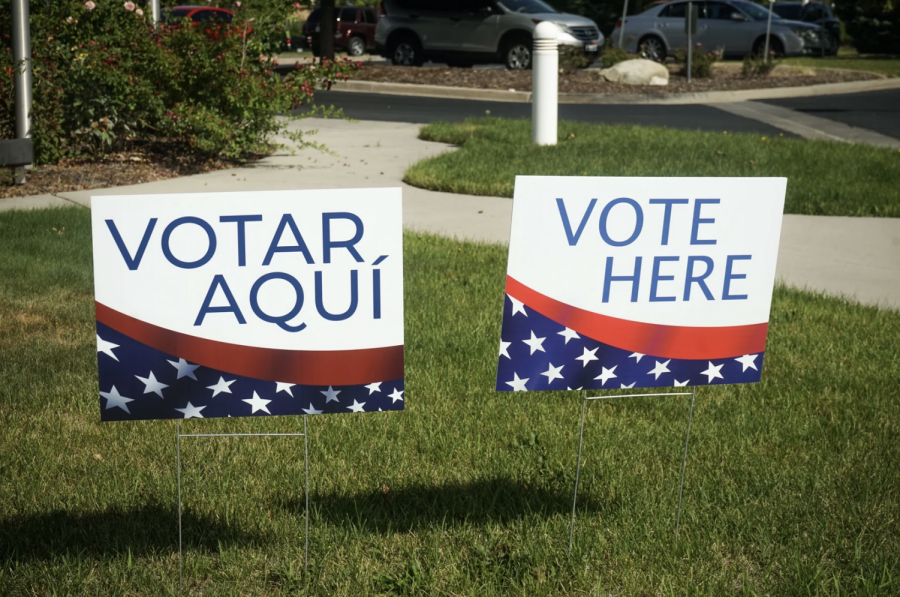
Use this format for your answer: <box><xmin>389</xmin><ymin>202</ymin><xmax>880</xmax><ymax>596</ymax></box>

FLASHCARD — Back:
<box><xmin>0</xmin><ymin>0</ymin><xmax>357</xmax><ymax>164</ymax></box>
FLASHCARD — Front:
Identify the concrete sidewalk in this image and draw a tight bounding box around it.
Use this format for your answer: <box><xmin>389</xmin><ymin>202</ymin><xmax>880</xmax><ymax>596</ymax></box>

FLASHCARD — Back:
<box><xmin>3</xmin><ymin>118</ymin><xmax>899</xmax><ymax>310</ymax></box>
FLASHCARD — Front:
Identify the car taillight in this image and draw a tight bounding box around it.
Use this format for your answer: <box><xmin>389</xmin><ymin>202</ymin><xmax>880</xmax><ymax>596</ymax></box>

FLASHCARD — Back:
<box><xmin>615</xmin><ymin>19</ymin><xmax>622</xmax><ymax>28</ymax></box>
<box><xmin>378</xmin><ymin>1</ymin><xmax>386</xmax><ymax>17</ymax></box>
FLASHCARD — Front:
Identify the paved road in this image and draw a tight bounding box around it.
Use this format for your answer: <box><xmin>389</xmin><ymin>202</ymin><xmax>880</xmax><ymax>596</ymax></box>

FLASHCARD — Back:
<box><xmin>305</xmin><ymin>91</ymin><xmax>795</xmax><ymax>136</ymax></box>
<box><xmin>763</xmin><ymin>88</ymin><xmax>900</xmax><ymax>141</ymax></box>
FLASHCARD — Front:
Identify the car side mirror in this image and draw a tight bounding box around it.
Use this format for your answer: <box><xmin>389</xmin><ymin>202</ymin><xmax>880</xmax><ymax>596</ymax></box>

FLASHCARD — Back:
<box><xmin>730</xmin><ymin>12</ymin><xmax>746</xmax><ymax>21</ymax></box>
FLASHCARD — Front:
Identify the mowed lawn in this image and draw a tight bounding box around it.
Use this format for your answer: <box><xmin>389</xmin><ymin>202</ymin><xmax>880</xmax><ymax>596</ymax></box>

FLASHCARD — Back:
<box><xmin>405</xmin><ymin>118</ymin><xmax>900</xmax><ymax>218</ymax></box>
<box><xmin>1</xmin><ymin>207</ymin><xmax>899</xmax><ymax>596</ymax></box>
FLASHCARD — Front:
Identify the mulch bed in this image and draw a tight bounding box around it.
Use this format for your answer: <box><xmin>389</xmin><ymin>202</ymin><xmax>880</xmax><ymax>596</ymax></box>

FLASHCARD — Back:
<box><xmin>352</xmin><ymin>63</ymin><xmax>881</xmax><ymax>94</ymax></box>
<box><xmin>0</xmin><ymin>145</ymin><xmax>240</xmax><ymax>200</ymax></box>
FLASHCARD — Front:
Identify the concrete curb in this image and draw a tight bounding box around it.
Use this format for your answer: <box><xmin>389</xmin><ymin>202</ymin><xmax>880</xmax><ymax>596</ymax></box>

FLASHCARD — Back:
<box><xmin>331</xmin><ymin>76</ymin><xmax>900</xmax><ymax>105</ymax></box>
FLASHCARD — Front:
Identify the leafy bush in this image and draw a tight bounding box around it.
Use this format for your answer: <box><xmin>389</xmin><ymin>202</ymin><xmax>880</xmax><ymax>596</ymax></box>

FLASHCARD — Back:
<box><xmin>742</xmin><ymin>54</ymin><xmax>778</xmax><ymax>78</ymax></box>
<box><xmin>835</xmin><ymin>0</ymin><xmax>900</xmax><ymax>54</ymax></box>
<box><xmin>674</xmin><ymin>43</ymin><xmax>721</xmax><ymax>78</ymax></box>
<box><xmin>0</xmin><ymin>0</ymin><xmax>357</xmax><ymax>164</ymax></box>
<box><xmin>601</xmin><ymin>41</ymin><xmax>631</xmax><ymax>68</ymax></box>
<box><xmin>558</xmin><ymin>45</ymin><xmax>592</xmax><ymax>73</ymax></box>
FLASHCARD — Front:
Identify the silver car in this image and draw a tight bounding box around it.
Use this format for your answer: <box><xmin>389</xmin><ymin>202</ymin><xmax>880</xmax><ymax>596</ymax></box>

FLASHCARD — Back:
<box><xmin>375</xmin><ymin>0</ymin><xmax>604</xmax><ymax>69</ymax></box>
<box><xmin>610</xmin><ymin>0</ymin><xmax>834</xmax><ymax>61</ymax></box>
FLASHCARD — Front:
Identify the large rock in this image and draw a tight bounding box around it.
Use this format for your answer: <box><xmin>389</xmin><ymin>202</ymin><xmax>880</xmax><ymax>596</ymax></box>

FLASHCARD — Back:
<box><xmin>599</xmin><ymin>59</ymin><xmax>669</xmax><ymax>86</ymax></box>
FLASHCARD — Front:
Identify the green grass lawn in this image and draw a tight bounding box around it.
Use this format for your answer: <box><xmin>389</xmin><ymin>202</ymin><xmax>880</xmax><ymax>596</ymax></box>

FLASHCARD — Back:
<box><xmin>781</xmin><ymin>54</ymin><xmax>900</xmax><ymax>78</ymax></box>
<box><xmin>1</xmin><ymin>207</ymin><xmax>899</xmax><ymax>595</ymax></box>
<box><xmin>405</xmin><ymin>118</ymin><xmax>900</xmax><ymax>218</ymax></box>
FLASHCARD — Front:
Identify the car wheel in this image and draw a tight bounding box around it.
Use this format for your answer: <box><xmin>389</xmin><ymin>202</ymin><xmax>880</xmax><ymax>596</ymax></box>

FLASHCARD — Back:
<box><xmin>348</xmin><ymin>36</ymin><xmax>365</xmax><ymax>57</ymax></box>
<box><xmin>638</xmin><ymin>35</ymin><xmax>666</xmax><ymax>62</ymax></box>
<box><xmin>388</xmin><ymin>35</ymin><xmax>423</xmax><ymax>66</ymax></box>
<box><xmin>752</xmin><ymin>36</ymin><xmax>784</xmax><ymax>58</ymax></box>
<box><xmin>504</xmin><ymin>38</ymin><xmax>532</xmax><ymax>70</ymax></box>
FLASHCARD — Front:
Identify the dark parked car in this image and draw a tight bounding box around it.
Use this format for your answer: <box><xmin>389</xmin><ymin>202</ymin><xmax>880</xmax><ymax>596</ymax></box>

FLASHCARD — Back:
<box><xmin>772</xmin><ymin>1</ymin><xmax>839</xmax><ymax>54</ymax></box>
<box><xmin>303</xmin><ymin>6</ymin><xmax>378</xmax><ymax>56</ymax></box>
<box><xmin>162</xmin><ymin>5</ymin><xmax>234</xmax><ymax>24</ymax></box>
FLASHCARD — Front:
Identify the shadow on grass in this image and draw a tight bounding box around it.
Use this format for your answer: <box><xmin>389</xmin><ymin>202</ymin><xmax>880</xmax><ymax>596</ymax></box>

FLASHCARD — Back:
<box><xmin>278</xmin><ymin>476</ymin><xmax>612</xmax><ymax>535</ymax></box>
<box><xmin>0</xmin><ymin>503</ymin><xmax>264</xmax><ymax>562</ymax></box>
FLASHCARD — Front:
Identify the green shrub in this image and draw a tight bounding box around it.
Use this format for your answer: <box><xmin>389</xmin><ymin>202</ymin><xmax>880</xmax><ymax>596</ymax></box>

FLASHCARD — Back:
<box><xmin>601</xmin><ymin>41</ymin><xmax>631</xmax><ymax>68</ymax></box>
<box><xmin>0</xmin><ymin>0</ymin><xmax>357</xmax><ymax>164</ymax></box>
<box><xmin>674</xmin><ymin>43</ymin><xmax>721</xmax><ymax>78</ymax></box>
<box><xmin>742</xmin><ymin>54</ymin><xmax>778</xmax><ymax>78</ymax></box>
<box><xmin>558</xmin><ymin>45</ymin><xmax>592</xmax><ymax>72</ymax></box>
<box><xmin>835</xmin><ymin>0</ymin><xmax>900</xmax><ymax>54</ymax></box>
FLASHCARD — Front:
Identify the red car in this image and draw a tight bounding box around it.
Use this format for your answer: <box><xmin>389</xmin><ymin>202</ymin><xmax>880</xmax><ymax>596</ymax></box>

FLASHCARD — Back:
<box><xmin>303</xmin><ymin>6</ymin><xmax>377</xmax><ymax>57</ymax></box>
<box><xmin>162</xmin><ymin>5</ymin><xmax>234</xmax><ymax>24</ymax></box>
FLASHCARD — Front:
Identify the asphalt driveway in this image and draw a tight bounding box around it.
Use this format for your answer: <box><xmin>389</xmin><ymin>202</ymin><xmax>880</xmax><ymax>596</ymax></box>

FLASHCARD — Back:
<box><xmin>762</xmin><ymin>88</ymin><xmax>900</xmax><ymax>141</ymax></box>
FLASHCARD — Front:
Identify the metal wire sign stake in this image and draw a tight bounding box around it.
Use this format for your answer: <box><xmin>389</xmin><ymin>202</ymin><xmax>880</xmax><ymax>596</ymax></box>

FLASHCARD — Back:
<box><xmin>567</xmin><ymin>388</ymin><xmax>696</xmax><ymax>555</ymax></box>
<box><xmin>176</xmin><ymin>417</ymin><xmax>309</xmax><ymax>595</ymax></box>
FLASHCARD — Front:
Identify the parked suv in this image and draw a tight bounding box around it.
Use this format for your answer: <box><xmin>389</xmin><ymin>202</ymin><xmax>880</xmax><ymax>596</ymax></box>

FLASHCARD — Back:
<box><xmin>375</xmin><ymin>0</ymin><xmax>604</xmax><ymax>69</ymax></box>
<box><xmin>772</xmin><ymin>1</ymin><xmax>840</xmax><ymax>55</ymax></box>
<box><xmin>303</xmin><ymin>6</ymin><xmax>378</xmax><ymax>56</ymax></box>
<box><xmin>610</xmin><ymin>0</ymin><xmax>834</xmax><ymax>60</ymax></box>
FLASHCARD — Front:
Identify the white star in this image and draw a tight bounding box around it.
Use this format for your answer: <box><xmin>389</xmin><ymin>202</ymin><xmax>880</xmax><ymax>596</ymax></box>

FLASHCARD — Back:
<box><xmin>168</xmin><ymin>358</ymin><xmax>199</xmax><ymax>380</ymax></box>
<box><xmin>100</xmin><ymin>385</ymin><xmax>134</xmax><ymax>414</ymax></box>
<box><xmin>594</xmin><ymin>365</ymin><xmax>618</xmax><ymax>386</ymax></box>
<box><xmin>364</xmin><ymin>381</ymin><xmax>382</xmax><ymax>394</ymax></box>
<box><xmin>734</xmin><ymin>354</ymin><xmax>759</xmax><ymax>372</ymax></box>
<box><xmin>566</xmin><ymin>386</ymin><xmax>583</xmax><ymax>391</ymax></box>
<box><xmin>206</xmin><ymin>376</ymin><xmax>235</xmax><ymax>397</ymax></box>
<box><xmin>347</xmin><ymin>399</ymin><xmax>366</xmax><ymax>413</ymax></box>
<box><xmin>506</xmin><ymin>372</ymin><xmax>529</xmax><ymax>392</ymax></box>
<box><xmin>558</xmin><ymin>327</ymin><xmax>580</xmax><ymax>344</ymax></box>
<box><xmin>674</xmin><ymin>379</ymin><xmax>690</xmax><ymax>387</ymax></box>
<box><xmin>320</xmin><ymin>386</ymin><xmax>341</xmax><ymax>403</ymax></box>
<box><xmin>575</xmin><ymin>347</ymin><xmax>599</xmax><ymax>367</ymax></box>
<box><xmin>700</xmin><ymin>361</ymin><xmax>724</xmax><ymax>383</ymax></box>
<box><xmin>647</xmin><ymin>359</ymin><xmax>671</xmax><ymax>380</ymax></box>
<box><xmin>509</xmin><ymin>296</ymin><xmax>528</xmax><ymax>317</ymax></box>
<box><xmin>522</xmin><ymin>331</ymin><xmax>546</xmax><ymax>355</ymax></box>
<box><xmin>275</xmin><ymin>382</ymin><xmax>295</xmax><ymax>396</ymax></box>
<box><xmin>629</xmin><ymin>352</ymin><xmax>644</xmax><ymax>363</ymax></box>
<box><xmin>243</xmin><ymin>391</ymin><xmax>272</xmax><ymax>414</ymax></box>
<box><xmin>499</xmin><ymin>340</ymin><xmax>512</xmax><ymax>359</ymax></box>
<box><xmin>175</xmin><ymin>402</ymin><xmax>206</xmax><ymax>419</ymax></box>
<box><xmin>302</xmin><ymin>404</ymin><xmax>323</xmax><ymax>415</ymax></box>
<box><xmin>97</xmin><ymin>335</ymin><xmax>120</xmax><ymax>361</ymax></box>
<box><xmin>541</xmin><ymin>363</ymin><xmax>564</xmax><ymax>384</ymax></box>
<box><xmin>388</xmin><ymin>388</ymin><xmax>404</xmax><ymax>403</ymax></box>
<box><xmin>135</xmin><ymin>371</ymin><xmax>168</xmax><ymax>398</ymax></box>
<box><xmin>620</xmin><ymin>382</ymin><xmax>636</xmax><ymax>389</ymax></box>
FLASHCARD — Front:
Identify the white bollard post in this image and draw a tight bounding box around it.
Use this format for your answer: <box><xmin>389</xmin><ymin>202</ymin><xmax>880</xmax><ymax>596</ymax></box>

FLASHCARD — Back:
<box><xmin>532</xmin><ymin>21</ymin><xmax>558</xmax><ymax>146</ymax></box>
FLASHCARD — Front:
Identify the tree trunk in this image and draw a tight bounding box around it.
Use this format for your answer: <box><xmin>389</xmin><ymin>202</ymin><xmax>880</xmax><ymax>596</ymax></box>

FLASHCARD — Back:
<box><xmin>319</xmin><ymin>0</ymin><xmax>335</xmax><ymax>60</ymax></box>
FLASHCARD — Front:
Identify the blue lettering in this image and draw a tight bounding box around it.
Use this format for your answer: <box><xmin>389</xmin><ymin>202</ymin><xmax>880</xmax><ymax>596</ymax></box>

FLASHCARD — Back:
<box><xmin>220</xmin><ymin>214</ymin><xmax>262</xmax><ymax>267</ymax></box>
<box><xmin>723</xmin><ymin>255</ymin><xmax>752</xmax><ymax>300</ymax></box>
<box><xmin>649</xmin><ymin>199</ymin><xmax>688</xmax><ymax>245</ymax></box>
<box><xmin>162</xmin><ymin>217</ymin><xmax>216</xmax><ymax>269</ymax></box>
<box><xmin>683</xmin><ymin>256</ymin><xmax>715</xmax><ymax>301</ymax></box>
<box><xmin>194</xmin><ymin>275</ymin><xmax>246</xmax><ymax>326</ymax></box>
<box><xmin>690</xmin><ymin>199</ymin><xmax>720</xmax><ymax>245</ymax></box>
<box><xmin>650</xmin><ymin>256</ymin><xmax>679</xmax><ymax>302</ymax></box>
<box><xmin>322</xmin><ymin>212</ymin><xmax>364</xmax><ymax>264</ymax></box>
<box><xmin>315</xmin><ymin>270</ymin><xmax>359</xmax><ymax>321</ymax></box>
<box><xmin>105</xmin><ymin>218</ymin><xmax>157</xmax><ymax>271</ymax></box>
<box><xmin>556</xmin><ymin>198</ymin><xmax>597</xmax><ymax>246</ymax></box>
<box><xmin>599</xmin><ymin>198</ymin><xmax>644</xmax><ymax>247</ymax></box>
<box><xmin>263</xmin><ymin>214</ymin><xmax>315</xmax><ymax>266</ymax></box>
<box><xmin>250</xmin><ymin>272</ymin><xmax>307</xmax><ymax>332</ymax></box>
<box><xmin>603</xmin><ymin>256</ymin><xmax>642</xmax><ymax>303</ymax></box>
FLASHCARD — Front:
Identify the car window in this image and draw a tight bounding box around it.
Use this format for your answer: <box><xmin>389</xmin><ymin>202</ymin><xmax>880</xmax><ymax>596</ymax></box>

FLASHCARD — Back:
<box><xmin>731</xmin><ymin>0</ymin><xmax>776</xmax><ymax>20</ymax></box>
<box><xmin>803</xmin><ymin>5</ymin><xmax>824</xmax><ymax>21</ymax></box>
<box><xmin>659</xmin><ymin>3</ymin><xmax>686</xmax><ymax>18</ymax></box>
<box><xmin>339</xmin><ymin>8</ymin><xmax>357</xmax><ymax>22</ymax></box>
<box><xmin>306</xmin><ymin>8</ymin><xmax>320</xmax><ymax>23</ymax></box>
<box><xmin>703</xmin><ymin>2</ymin><xmax>734</xmax><ymax>19</ymax></box>
<box><xmin>772</xmin><ymin>4</ymin><xmax>801</xmax><ymax>19</ymax></box>
<box><xmin>397</xmin><ymin>0</ymin><xmax>454</xmax><ymax>10</ymax></box>
<box><xmin>362</xmin><ymin>9</ymin><xmax>376</xmax><ymax>23</ymax></box>
<box><xmin>497</xmin><ymin>0</ymin><xmax>557</xmax><ymax>14</ymax></box>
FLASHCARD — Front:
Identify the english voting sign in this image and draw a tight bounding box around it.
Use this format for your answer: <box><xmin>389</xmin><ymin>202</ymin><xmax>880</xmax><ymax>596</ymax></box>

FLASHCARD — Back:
<box><xmin>92</xmin><ymin>189</ymin><xmax>404</xmax><ymax>421</ymax></box>
<box><xmin>497</xmin><ymin>177</ymin><xmax>786</xmax><ymax>392</ymax></box>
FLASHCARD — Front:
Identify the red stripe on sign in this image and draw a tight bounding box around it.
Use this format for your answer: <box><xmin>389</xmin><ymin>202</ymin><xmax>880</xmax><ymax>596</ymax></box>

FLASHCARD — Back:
<box><xmin>505</xmin><ymin>276</ymin><xmax>768</xmax><ymax>360</ymax></box>
<box><xmin>95</xmin><ymin>302</ymin><xmax>404</xmax><ymax>386</ymax></box>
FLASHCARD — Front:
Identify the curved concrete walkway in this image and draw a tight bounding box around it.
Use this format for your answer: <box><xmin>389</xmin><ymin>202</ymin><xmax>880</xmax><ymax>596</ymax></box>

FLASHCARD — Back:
<box><xmin>2</xmin><ymin>118</ymin><xmax>898</xmax><ymax>310</ymax></box>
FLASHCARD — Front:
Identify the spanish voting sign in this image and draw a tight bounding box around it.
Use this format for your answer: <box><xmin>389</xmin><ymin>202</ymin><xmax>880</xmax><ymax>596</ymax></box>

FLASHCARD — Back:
<box><xmin>92</xmin><ymin>189</ymin><xmax>404</xmax><ymax>421</ymax></box>
<box><xmin>496</xmin><ymin>177</ymin><xmax>786</xmax><ymax>392</ymax></box>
